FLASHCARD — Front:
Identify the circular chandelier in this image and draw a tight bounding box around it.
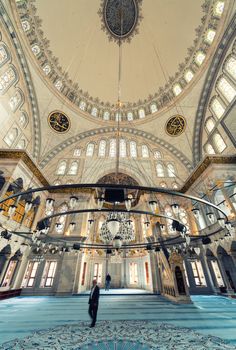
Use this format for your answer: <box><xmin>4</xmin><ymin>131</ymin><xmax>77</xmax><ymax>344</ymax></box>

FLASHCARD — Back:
<box><xmin>0</xmin><ymin>182</ymin><xmax>235</xmax><ymax>258</ymax></box>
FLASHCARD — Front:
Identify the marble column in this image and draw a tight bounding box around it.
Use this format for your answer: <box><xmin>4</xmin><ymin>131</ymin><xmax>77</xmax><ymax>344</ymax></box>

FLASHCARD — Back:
<box><xmin>217</xmin><ymin>253</ymin><xmax>234</xmax><ymax>295</ymax></box>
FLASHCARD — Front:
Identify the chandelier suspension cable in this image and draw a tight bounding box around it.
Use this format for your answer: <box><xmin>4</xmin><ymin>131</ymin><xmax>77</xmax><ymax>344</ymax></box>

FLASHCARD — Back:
<box><xmin>115</xmin><ymin>0</ymin><xmax>124</xmax><ymax>178</ymax></box>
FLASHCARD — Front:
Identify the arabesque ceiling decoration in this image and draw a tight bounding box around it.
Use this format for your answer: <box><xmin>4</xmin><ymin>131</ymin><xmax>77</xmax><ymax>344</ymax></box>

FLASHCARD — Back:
<box><xmin>12</xmin><ymin>0</ymin><xmax>227</xmax><ymax>123</ymax></box>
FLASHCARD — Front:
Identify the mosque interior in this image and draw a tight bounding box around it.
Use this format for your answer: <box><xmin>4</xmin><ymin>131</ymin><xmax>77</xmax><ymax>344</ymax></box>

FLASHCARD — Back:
<box><xmin>0</xmin><ymin>0</ymin><xmax>236</xmax><ymax>349</ymax></box>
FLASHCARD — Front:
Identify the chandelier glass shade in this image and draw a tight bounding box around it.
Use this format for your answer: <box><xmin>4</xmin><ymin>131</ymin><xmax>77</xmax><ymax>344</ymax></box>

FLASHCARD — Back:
<box><xmin>100</xmin><ymin>212</ymin><xmax>135</xmax><ymax>243</ymax></box>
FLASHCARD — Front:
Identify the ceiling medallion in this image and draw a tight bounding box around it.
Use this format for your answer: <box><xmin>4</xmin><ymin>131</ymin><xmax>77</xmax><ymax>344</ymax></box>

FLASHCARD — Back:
<box><xmin>48</xmin><ymin>111</ymin><xmax>70</xmax><ymax>133</ymax></box>
<box><xmin>166</xmin><ymin>115</ymin><xmax>186</xmax><ymax>137</ymax></box>
<box><xmin>99</xmin><ymin>0</ymin><xmax>143</xmax><ymax>43</ymax></box>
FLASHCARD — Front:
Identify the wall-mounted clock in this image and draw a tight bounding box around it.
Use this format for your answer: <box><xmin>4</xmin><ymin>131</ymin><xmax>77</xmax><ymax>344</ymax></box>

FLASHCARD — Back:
<box><xmin>48</xmin><ymin>111</ymin><xmax>70</xmax><ymax>133</ymax></box>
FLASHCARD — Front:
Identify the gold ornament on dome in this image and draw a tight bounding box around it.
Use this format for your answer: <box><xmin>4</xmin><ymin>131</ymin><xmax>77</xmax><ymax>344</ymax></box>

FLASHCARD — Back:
<box><xmin>48</xmin><ymin>111</ymin><xmax>70</xmax><ymax>133</ymax></box>
<box><xmin>166</xmin><ymin>115</ymin><xmax>186</xmax><ymax>137</ymax></box>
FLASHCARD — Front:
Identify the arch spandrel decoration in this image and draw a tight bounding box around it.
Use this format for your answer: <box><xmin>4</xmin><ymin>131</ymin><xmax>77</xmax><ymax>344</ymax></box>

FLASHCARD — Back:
<box><xmin>39</xmin><ymin>127</ymin><xmax>193</xmax><ymax>171</ymax></box>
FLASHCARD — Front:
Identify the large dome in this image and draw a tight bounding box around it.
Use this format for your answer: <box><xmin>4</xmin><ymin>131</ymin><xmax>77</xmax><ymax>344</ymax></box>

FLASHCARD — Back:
<box><xmin>13</xmin><ymin>0</ymin><xmax>225</xmax><ymax>121</ymax></box>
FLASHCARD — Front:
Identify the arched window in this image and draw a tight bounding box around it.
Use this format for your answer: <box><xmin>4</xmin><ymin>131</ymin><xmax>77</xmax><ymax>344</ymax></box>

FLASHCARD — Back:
<box><xmin>67</xmin><ymin>161</ymin><xmax>78</xmax><ymax>175</ymax></box>
<box><xmin>210</xmin><ymin>96</ymin><xmax>225</xmax><ymax>119</ymax></box>
<box><xmin>98</xmin><ymin>140</ymin><xmax>106</xmax><ymax>157</ymax></box>
<box><xmin>205</xmin><ymin>117</ymin><xmax>216</xmax><ymax>133</ymax></box>
<box><xmin>0</xmin><ymin>66</ymin><xmax>18</xmax><ymax>95</ymax></box>
<box><xmin>138</xmin><ymin>109</ymin><xmax>145</xmax><ymax>119</ymax></box>
<box><xmin>224</xmin><ymin>55</ymin><xmax>236</xmax><ymax>81</ymax></box>
<box><xmin>205</xmin><ymin>143</ymin><xmax>215</xmax><ymax>154</ymax></box>
<box><xmin>119</xmin><ymin>139</ymin><xmax>126</xmax><ymax>157</ymax></box>
<box><xmin>172</xmin><ymin>182</ymin><xmax>178</xmax><ymax>189</ymax></box>
<box><xmin>91</xmin><ymin>107</ymin><xmax>98</xmax><ymax>117</ymax></box>
<box><xmin>150</xmin><ymin>103</ymin><xmax>157</xmax><ymax>114</ymax></box>
<box><xmin>217</xmin><ymin>76</ymin><xmax>236</xmax><ymax>103</ymax></box>
<box><xmin>141</xmin><ymin>145</ymin><xmax>149</xmax><ymax>158</ymax></box>
<box><xmin>86</xmin><ymin>143</ymin><xmax>94</xmax><ymax>157</ymax></box>
<box><xmin>55</xmin><ymin>204</ymin><xmax>68</xmax><ymax>234</ymax></box>
<box><xmin>127</xmin><ymin>112</ymin><xmax>133</xmax><ymax>121</ymax></box>
<box><xmin>109</xmin><ymin>139</ymin><xmax>116</xmax><ymax>157</ymax></box>
<box><xmin>79</xmin><ymin>101</ymin><xmax>86</xmax><ymax>111</ymax></box>
<box><xmin>0</xmin><ymin>45</ymin><xmax>9</xmax><ymax>67</ymax></box>
<box><xmin>56</xmin><ymin>160</ymin><xmax>67</xmax><ymax>175</ymax></box>
<box><xmin>154</xmin><ymin>150</ymin><xmax>161</xmax><ymax>159</ymax></box>
<box><xmin>156</xmin><ymin>163</ymin><xmax>164</xmax><ymax>177</ymax></box>
<box><xmin>9</xmin><ymin>90</ymin><xmax>23</xmax><ymax>112</ymax></box>
<box><xmin>103</xmin><ymin>111</ymin><xmax>110</xmax><ymax>120</ymax></box>
<box><xmin>167</xmin><ymin>163</ymin><xmax>176</xmax><ymax>177</ymax></box>
<box><xmin>73</xmin><ymin>148</ymin><xmax>81</xmax><ymax>157</ymax></box>
<box><xmin>213</xmin><ymin>133</ymin><xmax>226</xmax><ymax>153</ymax></box>
<box><xmin>130</xmin><ymin>141</ymin><xmax>137</xmax><ymax>157</ymax></box>
<box><xmin>160</xmin><ymin>182</ymin><xmax>167</xmax><ymax>188</ymax></box>
<box><xmin>19</xmin><ymin>112</ymin><xmax>28</xmax><ymax>128</ymax></box>
<box><xmin>16</xmin><ymin>138</ymin><xmax>26</xmax><ymax>149</ymax></box>
<box><xmin>4</xmin><ymin>127</ymin><xmax>19</xmax><ymax>147</ymax></box>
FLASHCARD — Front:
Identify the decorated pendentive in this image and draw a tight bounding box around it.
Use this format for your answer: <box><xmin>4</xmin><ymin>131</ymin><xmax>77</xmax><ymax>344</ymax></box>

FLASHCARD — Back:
<box><xmin>166</xmin><ymin>115</ymin><xmax>186</xmax><ymax>137</ymax></box>
<box><xmin>48</xmin><ymin>111</ymin><xmax>70</xmax><ymax>133</ymax></box>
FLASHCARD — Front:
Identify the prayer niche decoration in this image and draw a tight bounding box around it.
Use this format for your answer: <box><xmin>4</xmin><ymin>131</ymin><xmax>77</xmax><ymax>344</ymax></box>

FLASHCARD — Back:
<box><xmin>166</xmin><ymin>115</ymin><xmax>186</xmax><ymax>137</ymax></box>
<box><xmin>48</xmin><ymin>111</ymin><xmax>70</xmax><ymax>133</ymax></box>
<box><xmin>99</xmin><ymin>0</ymin><xmax>143</xmax><ymax>43</ymax></box>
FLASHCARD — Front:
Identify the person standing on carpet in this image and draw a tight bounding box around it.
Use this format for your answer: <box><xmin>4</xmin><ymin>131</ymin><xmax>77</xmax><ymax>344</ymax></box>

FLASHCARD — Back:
<box><xmin>88</xmin><ymin>279</ymin><xmax>100</xmax><ymax>328</ymax></box>
<box><xmin>105</xmin><ymin>273</ymin><xmax>111</xmax><ymax>291</ymax></box>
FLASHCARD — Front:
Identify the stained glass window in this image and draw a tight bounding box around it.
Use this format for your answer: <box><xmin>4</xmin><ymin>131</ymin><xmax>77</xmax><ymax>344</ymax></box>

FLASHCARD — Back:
<box><xmin>109</xmin><ymin>139</ymin><xmax>116</xmax><ymax>157</ymax></box>
<box><xmin>195</xmin><ymin>51</ymin><xmax>206</xmax><ymax>66</ymax></box>
<box><xmin>205</xmin><ymin>143</ymin><xmax>215</xmax><ymax>154</ymax></box>
<box><xmin>173</xmin><ymin>83</ymin><xmax>182</xmax><ymax>96</ymax></box>
<box><xmin>0</xmin><ymin>45</ymin><xmax>9</xmax><ymax>67</ymax></box>
<box><xmin>103</xmin><ymin>111</ymin><xmax>110</xmax><ymax>120</ymax></box>
<box><xmin>213</xmin><ymin>133</ymin><xmax>226</xmax><ymax>153</ymax></box>
<box><xmin>224</xmin><ymin>56</ymin><xmax>236</xmax><ymax>81</ymax></box>
<box><xmin>141</xmin><ymin>145</ymin><xmax>149</xmax><ymax>158</ymax></box>
<box><xmin>150</xmin><ymin>103</ymin><xmax>157</xmax><ymax>113</ymax></box>
<box><xmin>91</xmin><ymin>107</ymin><xmax>98</xmax><ymax>117</ymax></box>
<box><xmin>79</xmin><ymin>101</ymin><xmax>86</xmax><ymax>111</ymax></box>
<box><xmin>138</xmin><ymin>109</ymin><xmax>145</xmax><ymax>119</ymax></box>
<box><xmin>86</xmin><ymin>143</ymin><xmax>94</xmax><ymax>156</ymax></box>
<box><xmin>130</xmin><ymin>141</ymin><xmax>137</xmax><ymax>157</ymax></box>
<box><xmin>217</xmin><ymin>76</ymin><xmax>236</xmax><ymax>103</ymax></box>
<box><xmin>9</xmin><ymin>90</ymin><xmax>23</xmax><ymax>112</ymax></box>
<box><xmin>73</xmin><ymin>148</ymin><xmax>81</xmax><ymax>157</ymax></box>
<box><xmin>156</xmin><ymin>163</ymin><xmax>165</xmax><ymax>177</ymax></box>
<box><xmin>127</xmin><ymin>112</ymin><xmax>133</xmax><ymax>121</ymax></box>
<box><xmin>167</xmin><ymin>163</ymin><xmax>176</xmax><ymax>177</ymax></box>
<box><xmin>205</xmin><ymin>29</ymin><xmax>216</xmax><ymax>44</ymax></box>
<box><xmin>19</xmin><ymin>112</ymin><xmax>28</xmax><ymax>128</ymax></box>
<box><xmin>4</xmin><ymin>127</ymin><xmax>19</xmax><ymax>147</ymax></box>
<box><xmin>16</xmin><ymin>138</ymin><xmax>26</xmax><ymax>149</ymax></box>
<box><xmin>184</xmin><ymin>70</ymin><xmax>194</xmax><ymax>83</ymax></box>
<box><xmin>205</xmin><ymin>117</ymin><xmax>216</xmax><ymax>133</ymax></box>
<box><xmin>56</xmin><ymin>160</ymin><xmax>67</xmax><ymax>175</ymax></box>
<box><xmin>210</xmin><ymin>96</ymin><xmax>225</xmax><ymax>119</ymax></box>
<box><xmin>120</xmin><ymin>139</ymin><xmax>126</xmax><ymax>157</ymax></box>
<box><xmin>68</xmin><ymin>161</ymin><xmax>78</xmax><ymax>175</ymax></box>
<box><xmin>214</xmin><ymin>1</ymin><xmax>224</xmax><ymax>17</ymax></box>
<box><xmin>0</xmin><ymin>67</ymin><xmax>17</xmax><ymax>95</ymax></box>
<box><xmin>98</xmin><ymin>140</ymin><xmax>106</xmax><ymax>157</ymax></box>
<box><xmin>154</xmin><ymin>151</ymin><xmax>162</xmax><ymax>159</ymax></box>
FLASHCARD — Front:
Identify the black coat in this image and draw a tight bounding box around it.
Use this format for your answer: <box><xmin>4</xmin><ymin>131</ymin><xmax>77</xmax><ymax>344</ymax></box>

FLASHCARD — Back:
<box><xmin>88</xmin><ymin>285</ymin><xmax>100</xmax><ymax>305</ymax></box>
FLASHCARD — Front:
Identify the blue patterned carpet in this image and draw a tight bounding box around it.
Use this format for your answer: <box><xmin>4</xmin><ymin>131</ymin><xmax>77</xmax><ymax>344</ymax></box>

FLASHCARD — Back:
<box><xmin>0</xmin><ymin>294</ymin><xmax>236</xmax><ymax>348</ymax></box>
<box><xmin>0</xmin><ymin>321</ymin><xmax>235</xmax><ymax>350</ymax></box>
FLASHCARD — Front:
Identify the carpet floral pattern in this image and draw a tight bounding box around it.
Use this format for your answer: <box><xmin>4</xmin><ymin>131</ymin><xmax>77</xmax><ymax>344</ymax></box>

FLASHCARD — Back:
<box><xmin>0</xmin><ymin>321</ymin><xmax>235</xmax><ymax>350</ymax></box>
